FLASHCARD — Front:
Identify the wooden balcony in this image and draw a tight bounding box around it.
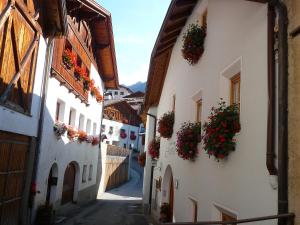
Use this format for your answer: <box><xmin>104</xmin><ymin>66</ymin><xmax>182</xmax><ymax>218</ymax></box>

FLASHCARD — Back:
<box><xmin>51</xmin><ymin>37</ymin><xmax>91</xmax><ymax>104</ymax></box>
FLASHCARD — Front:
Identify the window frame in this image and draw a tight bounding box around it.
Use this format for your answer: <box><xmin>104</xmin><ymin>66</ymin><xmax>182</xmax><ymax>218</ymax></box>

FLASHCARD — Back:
<box><xmin>230</xmin><ymin>73</ymin><xmax>241</xmax><ymax>109</ymax></box>
<box><xmin>195</xmin><ymin>99</ymin><xmax>202</xmax><ymax>123</ymax></box>
<box><xmin>82</xmin><ymin>165</ymin><xmax>87</xmax><ymax>183</ymax></box>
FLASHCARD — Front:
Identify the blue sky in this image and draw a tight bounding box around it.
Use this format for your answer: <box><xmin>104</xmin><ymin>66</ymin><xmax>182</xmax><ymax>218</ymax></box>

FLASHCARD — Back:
<box><xmin>98</xmin><ymin>0</ymin><xmax>172</xmax><ymax>85</ymax></box>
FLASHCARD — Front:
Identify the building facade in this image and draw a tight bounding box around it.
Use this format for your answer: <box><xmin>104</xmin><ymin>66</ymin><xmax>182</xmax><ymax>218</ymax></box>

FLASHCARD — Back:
<box><xmin>143</xmin><ymin>0</ymin><xmax>290</xmax><ymax>224</ymax></box>
<box><xmin>0</xmin><ymin>0</ymin><xmax>66</xmax><ymax>224</ymax></box>
<box><xmin>33</xmin><ymin>0</ymin><xmax>118</xmax><ymax>219</ymax></box>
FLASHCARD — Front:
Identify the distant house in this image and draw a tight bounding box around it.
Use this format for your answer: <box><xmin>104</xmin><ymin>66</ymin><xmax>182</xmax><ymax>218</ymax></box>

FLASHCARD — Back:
<box><xmin>33</xmin><ymin>0</ymin><xmax>118</xmax><ymax>220</ymax></box>
<box><xmin>143</xmin><ymin>0</ymin><xmax>290</xmax><ymax>224</ymax></box>
<box><xmin>102</xmin><ymin>101</ymin><xmax>144</xmax><ymax>151</ymax></box>
<box><xmin>0</xmin><ymin>0</ymin><xmax>66</xmax><ymax>224</ymax></box>
<box><xmin>123</xmin><ymin>91</ymin><xmax>145</xmax><ymax>114</ymax></box>
<box><xmin>104</xmin><ymin>84</ymin><xmax>133</xmax><ymax>100</ymax></box>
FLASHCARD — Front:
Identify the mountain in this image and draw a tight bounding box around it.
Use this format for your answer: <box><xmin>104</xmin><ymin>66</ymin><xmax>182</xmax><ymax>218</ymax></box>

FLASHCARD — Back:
<box><xmin>126</xmin><ymin>81</ymin><xmax>146</xmax><ymax>93</ymax></box>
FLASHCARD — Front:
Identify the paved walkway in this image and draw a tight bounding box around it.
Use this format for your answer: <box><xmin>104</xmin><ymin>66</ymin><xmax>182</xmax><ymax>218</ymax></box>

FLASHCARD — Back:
<box><xmin>56</xmin><ymin>158</ymin><xmax>150</xmax><ymax>225</ymax></box>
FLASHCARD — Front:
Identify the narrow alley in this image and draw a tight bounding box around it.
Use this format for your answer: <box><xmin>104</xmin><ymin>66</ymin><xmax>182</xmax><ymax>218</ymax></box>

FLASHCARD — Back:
<box><xmin>55</xmin><ymin>158</ymin><xmax>150</xmax><ymax>225</ymax></box>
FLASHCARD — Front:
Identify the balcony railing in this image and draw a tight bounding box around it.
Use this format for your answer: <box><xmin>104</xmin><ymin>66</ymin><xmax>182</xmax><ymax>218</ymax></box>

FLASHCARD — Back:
<box><xmin>162</xmin><ymin>213</ymin><xmax>295</xmax><ymax>225</ymax></box>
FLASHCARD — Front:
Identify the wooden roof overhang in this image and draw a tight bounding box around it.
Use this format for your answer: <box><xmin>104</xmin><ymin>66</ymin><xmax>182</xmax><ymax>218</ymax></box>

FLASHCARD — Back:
<box><xmin>41</xmin><ymin>0</ymin><xmax>68</xmax><ymax>37</ymax></box>
<box><xmin>144</xmin><ymin>0</ymin><xmax>269</xmax><ymax>111</ymax></box>
<box><xmin>66</xmin><ymin>0</ymin><xmax>119</xmax><ymax>89</ymax></box>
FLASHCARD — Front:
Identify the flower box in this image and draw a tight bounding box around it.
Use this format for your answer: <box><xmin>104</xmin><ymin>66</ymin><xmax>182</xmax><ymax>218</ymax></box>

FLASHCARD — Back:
<box><xmin>148</xmin><ymin>137</ymin><xmax>160</xmax><ymax>160</ymax></box>
<box><xmin>158</xmin><ymin>111</ymin><xmax>174</xmax><ymax>139</ymax></box>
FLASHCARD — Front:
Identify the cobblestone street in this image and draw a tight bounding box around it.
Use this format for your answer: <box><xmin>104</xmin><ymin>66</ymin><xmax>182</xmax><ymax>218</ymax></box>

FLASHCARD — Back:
<box><xmin>56</xmin><ymin>158</ymin><xmax>150</xmax><ymax>225</ymax></box>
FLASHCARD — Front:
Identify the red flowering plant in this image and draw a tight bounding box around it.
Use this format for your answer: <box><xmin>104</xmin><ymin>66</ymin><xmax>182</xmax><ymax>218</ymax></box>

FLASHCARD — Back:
<box><xmin>202</xmin><ymin>101</ymin><xmax>240</xmax><ymax>160</ymax></box>
<box><xmin>120</xmin><ymin>129</ymin><xmax>127</xmax><ymax>139</ymax></box>
<box><xmin>158</xmin><ymin>111</ymin><xmax>174</xmax><ymax>139</ymax></box>
<box><xmin>92</xmin><ymin>136</ymin><xmax>100</xmax><ymax>146</ymax></box>
<box><xmin>130</xmin><ymin>132</ymin><xmax>137</xmax><ymax>141</ymax></box>
<box><xmin>77</xmin><ymin>130</ymin><xmax>88</xmax><ymax>143</ymax></box>
<box><xmin>182</xmin><ymin>23</ymin><xmax>206</xmax><ymax>65</ymax></box>
<box><xmin>176</xmin><ymin>122</ymin><xmax>201</xmax><ymax>160</ymax></box>
<box><xmin>67</xmin><ymin>126</ymin><xmax>77</xmax><ymax>141</ymax></box>
<box><xmin>62</xmin><ymin>49</ymin><xmax>76</xmax><ymax>69</ymax></box>
<box><xmin>138</xmin><ymin>152</ymin><xmax>146</xmax><ymax>167</ymax></box>
<box><xmin>148</xmin><ymin>137</ymin><xmax>160</xmax><ymax>160</ymax></box>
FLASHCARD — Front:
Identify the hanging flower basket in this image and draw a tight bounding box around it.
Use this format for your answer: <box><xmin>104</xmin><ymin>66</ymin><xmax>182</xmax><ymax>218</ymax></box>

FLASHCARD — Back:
<box><xmin>182</xmin><ymin>23</ymin><xmax>206</xmax><ymax>65</ymax></box>
<box><xmin>158</xmin><ymin>111</ymin><xmax>175</xmax><ymax>139</ymax></box>
<box><xmin>62</xmin><ymin>49</ymin><xmax>76</xmax><ymax>70</ymax></box>
<box><xmin>176</xmin><ymin>122</ymin><xmax>201</xmax><ymax>160</ymax></box>
<box><xmin>138</xmin><ymin>152</ymin><xmax>146</xmax><ymax>167</ymax></box>
<box><xmin>159</xmin><ymin>203</ymin><xmax>171</xmax><ymax>223</ymax></box>
<box><xmin>130</xmin><ymin>134</ymin><xmax>137</xmax><ymax>141</ymax></box>
<box><xmin>53</xmin><ymin>121</ymin><xmax>67</xmax><ymax>138</ymax></box>
<box><xmin>202</xmin><ymin>101</ymin><xmax>240</xmax><ymax>160</ymax></box>
<box><xmin>120</xmin><ymin>132</ymin><xmax>127</xmax><ymax>139</ymax></box>
<box><xmin>92</xmin><ymin>136</ymin><xmax>100</xmax><ymax>146</ymax></box>
<box><xmin>148</xmin><ymin>137</ymin><xmax>160</xmax><ymax>160</ymax></box>
<box><xmin>77</xmin><ymin>131</ymin><xmax>88</xmax><ymax>143</ymax></box>
<box><xmin>67</xmin><ymin>127</ymin><xmax>77</xmax><ymax>141</ymax></box>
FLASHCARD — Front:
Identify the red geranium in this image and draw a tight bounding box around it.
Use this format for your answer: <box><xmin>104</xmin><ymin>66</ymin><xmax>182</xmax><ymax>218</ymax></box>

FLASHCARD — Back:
<box><xmin>158</xmin><ymin>111</ymin><xmax>174</xmax><ymax>139</ymax></box>
<box><xmin>62</xmin><ymin>49</ymin><xmax>76</xmax><ymax>69</ymax></box>
<box><xmin>176</xmin><ymin>122</ymin><xmax>201</xmax><ymax>160</ymax></box>
<box><xmin>202</xmin><ymin>101</ymin><xmax>240</xmax><ymax>160</ymax></box>
<box><xmin>148</xmin><ymin>138</ymin><xmax>160</xmax><ymax>160</ymax></box>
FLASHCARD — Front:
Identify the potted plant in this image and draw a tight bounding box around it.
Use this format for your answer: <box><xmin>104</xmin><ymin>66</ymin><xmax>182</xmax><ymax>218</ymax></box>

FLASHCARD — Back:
<box><xmin>130</xmin><ymin>133</ymin><xmax>137</xmax><ymax>141</ymax></box>
<box><xmin>158</xmin><ymin>111</ymin><xmax>175</xmax><ymax>139</ymax></box>
<box><xmin>120</xmin><ymin>129</ymin><xmax>127</xmax><ymax>139</ymax></box>
<box><xmin>159</xmin><ymin>203</ymin><xmax>171</xmax><ymax>223</ymax></box>
<box><xmin>77</xmin><ymin>130</ymin><xmax>88</xmax><ymax>143</ymax></box>
<box><xmin>148</xmin><ymin>137</ymin><xmax>160</xmax><ymax>160</ymax></box>
<box><xmin>53</xmin><ymin>121</ymin><xmax>67</xmax><ymax>138</ymax></box>
<box><xmin>62</xmin><ymin>49</ymin><xmax>76</xmax><ymax>70</ymax></box>
<box><xmin>92</xmin><ymin>136</ymin><xmax>100</xmax><ymax>146</ymax></box>
<box><xmin>182</xmin><ymin>23</ymin><xmax>206</xmax><ymax>65</ymax></box>
<box><xmin>67</xmin><ymin>126</ymin><xmax>77</xmax><ymax>141</ymax></box>
<box><xmin>138</xmin><ymin>152</ymin><xmax>146</xmax><ymax>167</ymax></box>
<box><xmin>176</xmin><ymin>122</ymin><xmax>201</xmax><ymax>160</ymax></box>
<box><xmin>202</xmin><ymin>101</ymin><xmax>240</xmax><ymax>160</ymax></box>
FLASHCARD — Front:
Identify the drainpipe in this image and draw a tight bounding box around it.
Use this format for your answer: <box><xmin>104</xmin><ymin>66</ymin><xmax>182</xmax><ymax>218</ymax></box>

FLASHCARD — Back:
<box><xmin>268</xmin><ymin>0</ymin><xmax>289</xmax><ymax>224</ymax></box>
<box><xmin>146</xmin><ymin>113</ymin><xmax>157</xmax><ymax>214</ymax></box>
<box><xmin>29</xmin><ymin>35</ymin><xmax>54</xmax><ymax>222</ymax></box>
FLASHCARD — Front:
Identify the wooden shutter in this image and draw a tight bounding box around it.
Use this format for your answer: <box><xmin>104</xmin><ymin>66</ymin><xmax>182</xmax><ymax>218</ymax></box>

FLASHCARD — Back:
<box><xmin>0</xmin><ymin>0</ymin><xmax>40</xmax><ymax>113</ymax></box>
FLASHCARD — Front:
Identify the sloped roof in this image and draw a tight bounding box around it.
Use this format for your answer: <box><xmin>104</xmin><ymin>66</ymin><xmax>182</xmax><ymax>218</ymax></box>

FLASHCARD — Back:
<box><xmin>66</xmin><ymin>0</ymin><xmax>119</xmax><ymax>89</ymax></box>
<box><xmin>124</xmin><ymin>91</ymin><xmax>145</xmax><ymax>98</ymax></box>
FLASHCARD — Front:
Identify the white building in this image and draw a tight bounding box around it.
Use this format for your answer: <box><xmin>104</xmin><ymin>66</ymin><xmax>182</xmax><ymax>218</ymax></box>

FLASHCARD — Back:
<box><xmin>102</xmin><ymin>101</ymin><xmax>145</xmax><ymax>152</ymax></box>
<box><xmin>33</xmin><ymin>0</ymin><xmax>119</xmax><ymax>217</ymax></box>
<box><xmin>143</xmin><ymin>0</ymin><xmax>282</xmax><ymax>224</ymax></box>
<box><xmin>0</xmin><ymin>1</ymin><xmax>66</xmax><ymax>224</ymax></box>
<box><xmin>104</xmin><ymin>84</ymin><xmax>133</xmax><ymax>100</ymax></box>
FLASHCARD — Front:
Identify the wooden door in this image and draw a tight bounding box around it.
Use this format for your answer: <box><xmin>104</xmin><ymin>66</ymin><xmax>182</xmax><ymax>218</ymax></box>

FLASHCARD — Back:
<box><xmin>61</xmin><ymin>163</ymin><xmax>76</xmax><ymax>205</ymax></box>
<box><xmin>169</xmin><ymin>176</ymin><xmax>174</xmax><ymax>222</ymax></box>
<box><xmin>0</xmin><ymin>0</ymin><xmax>40</xmax><ymax>113</ymax></box>
<box><xmin>0</xmin><ymin>131</ymin><xmax>30</xmax><ymax>225</ymax></box>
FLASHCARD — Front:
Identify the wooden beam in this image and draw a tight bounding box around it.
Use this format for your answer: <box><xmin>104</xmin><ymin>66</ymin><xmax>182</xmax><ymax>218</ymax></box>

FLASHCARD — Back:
<box><xmin>157</xmin><ymin>38</ymin><xmax>177</xmax><ymax>50</ymax></box>
<box><xmin>160</xmin><ymin>32</ymin><xmax>179</xmax><ymax>43</ymax></box>
<box><xmin>155</xmin><ymin>44</ymin><xmax>174</xmax><ymax>57</ymax></box>
<box><xmin>95</xmin><ymin>43</ymin><xmax>110</xmax><ymax>49</ymax></box>
<box><xmin>170</xmin><ymin>9</ymin><xmax>192</xmax><ymax>21</ymax></box>
<box><xmin>175</xmin><ymin>0</ymin><xmax>197</xmax><ymax>7</ymax></box>
<box><xmin>290</xmin><ymin>25</ymin><xmax>300</xmax><ymax>38</ymax></box>
<box><xmin>164</xmin><ymin>19</ymin><xmax>186</xmax><ymax>33</ymax></box>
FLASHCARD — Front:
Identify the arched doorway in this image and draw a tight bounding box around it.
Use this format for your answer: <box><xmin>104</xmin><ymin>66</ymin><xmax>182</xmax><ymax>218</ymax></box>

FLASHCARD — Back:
<box><xmin>61</xmin><ymin>163</ymin><xmax>76</xmax><ymax>204</ymax></box>
<box><xmin>46</xmin><ymin>163</ymin><xmax>58</xmax><ymax>204</ymax></box>
<box><xmin>162</xmin><ymin>165</ymin><xmax>174</xmax><ymax>222</ymax></box>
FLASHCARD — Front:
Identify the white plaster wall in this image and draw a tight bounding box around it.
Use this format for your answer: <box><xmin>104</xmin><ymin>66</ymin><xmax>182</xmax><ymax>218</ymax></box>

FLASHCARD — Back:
<box><xmin>0</xmin><ymin>36</ymin><xmax>47</xmax><ymax>137</ymax></box>
<box><xmin>143</xmin><ymin>107</ymin><xmax>157</xmax><ymax>206</ymax></box>
<box><xmin>151</xmin><ymin>0</ymin><xmax>276</xmax><ymax>223</ymax></box>
<box><xmin>34</xmin><ymin>63</ymin><xmax>104</xmax><ymax>209</ymax></box>
<box><xmin>102</xmin><ymin>118</ymin><xmax>140</xmax><ymax>150</ymax></box>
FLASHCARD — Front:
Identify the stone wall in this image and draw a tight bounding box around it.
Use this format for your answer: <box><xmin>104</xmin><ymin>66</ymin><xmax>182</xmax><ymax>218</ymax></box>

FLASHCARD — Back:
<box><xmin>286</xmin><ymin>0</ymin><xmax>300</xmax><ymax>224</ymax></box>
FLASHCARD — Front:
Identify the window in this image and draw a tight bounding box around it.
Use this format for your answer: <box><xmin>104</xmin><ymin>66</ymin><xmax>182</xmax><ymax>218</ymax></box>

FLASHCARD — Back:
<box><xmin>189</xmin><ymin>198</ymin><xmax>198</xmax><ymax>222</ymax></box>
<box><xmin>230</xmin><ymin>73</ymin><xmax>240</xmax><ymax>109</ymax></box>
<box><xmin>55</xmin><ymin>100</ymin><xmax>65</xmax><ymax>122</ymax></box>
<box><xmin>114</xmin><ymin>91</ymin><xmax>118</xmax><ymax>95</ymax></box>
<box><xmin>130</xmin><ymin>131</ymin><xmax>135</xmax><ymax>135</ymax></box>
<box><xmin>109</xmin><ymin>126</ymin><xmax>113</xmax><ymax>135</ymax></box>
<box><xmin>101</xmin><ymin>124</ymin><xmax>106</xmax><ymax>133</ymax></box>
<box><xmin>86</xmin><ymin>119</ymin><xmax>91</xmax><ymax>134</ymax></box>
<box><xmin>172</xmin><ymin>95</ymin><xmax>176</xmax><ymax>111</ymax></box>
<box><xmin>82</xmin><ymin>165</ymin><xmax>87</xmax><ymax>183</ymax></box>
<box><xmin>93</xmin><ymin>123</ymin><xmax>97</xmax><ymax>135</ymax></box>
<box><xmin>68</xmin><ymin>108</ymin><xmax>76</xmax><ymax>126</ymax></box>
<box><xmin>123</xmin><ymin>144</ymin><xmax>127</xmax><ymax>148</ymax></box>
<box><xmin>88</xmin><ymin>165</ymin><xmax>93</xmax><ymax>181</ymax></box>
<box><xmin>120</xmin><ymin>92</ymin><xmax>124</xmax><ymax>95</ymax></box>
<box><xmin>196</xmin><ymin>99</ymin><xmax>202</xmax><ymax>122</ymax></box>
<box><xmin>201</xmin><ymin>9</ymin><xmax>208</xmax><ymax>28</ymax></box>
<box><xmin>221</xmin><ymin>212</ymin><xmax>237</xmax><ymax>225</ymax></box>
<box><xmin>78</xmin><ymin>114</ymin><xmax>85</xmax><ymax>130</ymax></box>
